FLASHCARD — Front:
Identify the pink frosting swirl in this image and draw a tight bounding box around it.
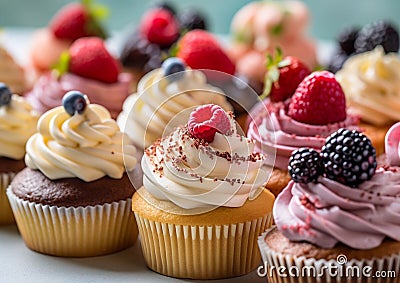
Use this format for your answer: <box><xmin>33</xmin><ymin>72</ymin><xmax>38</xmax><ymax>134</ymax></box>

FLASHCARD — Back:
<box><xmin>25</xmin><ymin>72</ymin><xmax>132</xmax><ymax>118</ymax></box>
<box><xmin>247</xmin><ymin>100</ymin><xmax>359</xmax><ymax>169</ymax></box>
<box><xmin>274</xmin><ymin>168</ymin><xmax>400</xmax><ymax>250</ymax></box>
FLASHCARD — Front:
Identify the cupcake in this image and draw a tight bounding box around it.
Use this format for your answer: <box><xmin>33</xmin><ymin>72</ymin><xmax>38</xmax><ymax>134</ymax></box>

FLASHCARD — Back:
<box><xmin>0</xmin><ymin>84</ymin><xmax>39</xmax><ymax>224</ymax></box>
<box><xmin>117</xmin><ymin>57</ymin><xmax>232</xmax><ymax>150</ymax></box>
<box><xmin>229</xmin><ymin>0</ymin><xmax>318</xmax><ymax>85</ymax></box>
<box><xmin>29</xmin><ymin>0</ymin><xmax>108</xmax><ymax>76</ymax></box>
<box><xmin>7</xmin><ymin>91</ymin><xmax>138</xmax><ymax>257</ymax></box>
<box><xmin>0</xmin><ymin>46</ymin><xmax>28</xmax><ymax>94</ymax></box>
<box><xmin>336</xmin><ymin>46</ymin><xmax>400</xmax><ymax>154</ymax></box>
<box><xmin>132</xmin><ymin>104</ymin><xmax>275</xmax><ymax>279</ymax></box>
<box><xmin>258</xmin><ymin>128</ymin><xmax>400</xmax><ymax>283</ymax></box>
<box><xmin>26</xmin><ymin>37</ymin><xmax>131</xmax><ymax>119</ymax></box>
<box><xmin>248</xmin><ymin>71</ymin><xmax>359</xmax><ymax>196</ymax></box>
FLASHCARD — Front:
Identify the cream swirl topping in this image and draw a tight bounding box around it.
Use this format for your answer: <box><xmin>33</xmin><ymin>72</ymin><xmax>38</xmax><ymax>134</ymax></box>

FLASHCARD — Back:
<box><xmin>336</xmin><ymin>47</ymin><xmax>400</xmax><ymax>126</ymax></box>
<box><xmin>25</xmin><ymin>104</ymin><xmax>137</xmax><ymax>182</ymax></box>
<box><xmin>0</xmin><ymin>95</ymin><xmax>39</xmax><ymax>160</ymax></box>
<box><xmin>141</xmin><ymin>115</ymin><xmax>269</xmax><ymax>212</ymax></box>
<box><xmin>117</xmin><ymin>68</ymin><xmax>232</xmax><ymax>149</ymax></box>
<box><xmin>274</xmin><ymin>170</ymin><xmax>400</xmax><ymax>250</ymax></box>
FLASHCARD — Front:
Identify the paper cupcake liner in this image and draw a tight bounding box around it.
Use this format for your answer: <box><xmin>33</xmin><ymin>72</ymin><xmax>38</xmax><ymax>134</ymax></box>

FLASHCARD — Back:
<box><xmin>258</xmin><ymin>227</ymin><xmax>400</xmax><ymax>283</ymax></box>
<box><xmin>7</xmin><ymin>188</ymin><xmax>138</xmax><ymax>257</ymax></box>
<box><xmin>0</xmin><ymin>172</ymin><xmax>16</xmax><ymax>224</ymax></box>
<box><xmin>134</xmin><ymin>212</ymin><xmax>273</xmax><ymax>279</ymax></box>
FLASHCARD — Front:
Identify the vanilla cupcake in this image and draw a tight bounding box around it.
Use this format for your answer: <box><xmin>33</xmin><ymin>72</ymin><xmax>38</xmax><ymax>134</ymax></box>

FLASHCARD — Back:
<box><xmin>117</xmin><ymin>57</ymin><xmax>233</xmax><ymax>150</ymax></box>
<box><xmin>336</xmin><ymin>46</ymin><xmax>400</xmax><ymax>154</ymax></box>
<box><xmin>258</xmin><ymin>129</ymin><xmax>400</xmax><ymax>283</ymax></box>
<box><xmin>132</xmin><ymin>104</ymin><xmax>275</xmax><ymax>279</ymax></box>
<box><xmin>0</xmin><ymin>83</ymin><xmax>38</xmax><ymax>224</ymax></box>
<box><xmin>7</xmin><ymin>91</ymin><xmax>138</xmax><ymax>256</ymax></box>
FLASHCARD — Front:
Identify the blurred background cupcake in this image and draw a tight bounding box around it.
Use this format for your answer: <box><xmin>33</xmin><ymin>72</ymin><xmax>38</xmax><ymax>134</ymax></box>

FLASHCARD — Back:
<box><xmin>132</xmin><ymin>104</ymin><xmax>275</xmax><ymax>279</ymax></box>
<box><xmin>0</xmin><ymin>83</ymin><xmax>38</xmax><ymax>224</ymax></box>
<box><xmin>7</xmin><ymin>91</ymin><xmax>139</xmax><ymax>256</ymax></box>
<box><xmin>0</xmin><ymin>45</ymin><xmax>28</xmax><ymax>94</ymax></box>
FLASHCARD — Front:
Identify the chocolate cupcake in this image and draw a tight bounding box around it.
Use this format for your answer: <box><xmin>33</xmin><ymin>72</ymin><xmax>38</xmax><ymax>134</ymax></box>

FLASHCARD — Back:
<box><xmin>7</xmin><ymin>91</ymin><xmax>139</xmax><ymax>257</ymax></box>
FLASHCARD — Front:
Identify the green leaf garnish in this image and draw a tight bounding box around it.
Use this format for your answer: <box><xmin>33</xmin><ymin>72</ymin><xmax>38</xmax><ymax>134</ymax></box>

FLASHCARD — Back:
<box><xmin>260</xmin><ymin>47</ymin><xmax>284</xmax><ymax>100</ymax></box>
<box><xmin>52</xmin><ymin>51</ymin><xmax>71</xmax><ymax>78</ymax></box>
<box><xmin>82</xmin><ymin>0</ymin><xmax>109</xmax><ymax>39</ymax></box>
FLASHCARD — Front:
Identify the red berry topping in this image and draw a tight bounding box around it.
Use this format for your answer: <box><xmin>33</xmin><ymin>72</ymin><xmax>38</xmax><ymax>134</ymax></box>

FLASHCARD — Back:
<box><xmin>68</xmin><ymin>37</ymin><xmax>120</xmax><ymax>83</ymax></box>
<box><xmin>263</xmin><ymin>51</ymin><xmax>311</xmax><ymax>102</ymax></box>
<box><xmin>49</xmin><ymin>1</ymin><xmax>107</xmax><ymax>41</ymax></box>
<box><xmin>188</xmin><ymin>104</ymin><xmax>231</xmax><ymax>142</ymax></box>
<box><xmin>177</xmin><ymin>30</ymin><xmax>236</xmax><ymax>75</ymax></box>
<box><xmin>140</xmin><ymin>8</ymin><xmax>179</xmax><ymax>47</ymax></box>
<box><xmin>288</xmin><ymin>71</ymin><xmax>347</xmax><ymax>125</ymax></box>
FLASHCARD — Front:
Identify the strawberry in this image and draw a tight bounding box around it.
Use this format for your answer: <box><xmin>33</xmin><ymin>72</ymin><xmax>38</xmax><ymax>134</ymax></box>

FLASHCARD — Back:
<box><xmin>176</xmin><ymin>30</ymin><xmax>236</xmax><ymax>75</ymax></box>
<box><xmin>54</xmin><ymin>37</ymin><xmax>120</xmax><ymax>83</ymax></box>
<box><xmin>49</xmin><ymin>0</ymin><xmax>108</xmax><ymax>41</ymax></box>
<box><xmin>288</xmin><ymin>71</ymin><xmax>347</xmax><ymax>125</ymax></box>
<box><xmin>188</xmin><ymin>104</ymin><xmax>231</xmax><ymax>142</ymax></box>
<box><xmin>140</xmin><ymin>8</ymin><xmax>179</xmax><ymax>48</ymax></box>
<box><xmin>262</xmin><ymin>49</ymin><xmax>311</xmax><ymax>102</ymax></box>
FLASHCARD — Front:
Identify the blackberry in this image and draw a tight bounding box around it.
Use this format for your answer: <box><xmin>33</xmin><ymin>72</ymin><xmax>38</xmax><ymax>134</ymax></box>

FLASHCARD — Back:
<box><xmin>337</xmin><ymin>26</ymin><xmax>360</xmax><ymax>55</ymax></box>
<box><xmin>321</xmin><ymin>129</ymin><xmax>377</xmax><ymax>187</ymax></box>
<box><xmin>120</xmin><ymin>32</ymin><xmax>162</xmax><ymax>73</ymax></box>
<box><xmin>327</xmin><ymin>51</ymin><xmax>349</xmax><ymax>73</ymax></box>
<box><xmin>355</xmin><ymin>20</ymin><xmax>400</xmax><ymax>54</ymax></box>
<box><xmin>288</xmin><ymin>148</ymin><xmax>322</xmax><ymax>183</ymax></box>
<box><xmin>179</xmin><ymin>9</ymin><xmax>208</xmax><ymax>31</ymax></box>
<box><xmin>153</xmin><ymin>1</ymin><xmax>177</xmax><ymax>15</ymax></box>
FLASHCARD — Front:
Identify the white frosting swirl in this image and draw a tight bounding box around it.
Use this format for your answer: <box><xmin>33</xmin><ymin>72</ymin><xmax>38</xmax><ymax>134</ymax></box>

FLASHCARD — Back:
<box><xmin>25</xmin><ymin>104</ymin><xmax>137</xmax><ymax>182</ymax></box>
<box><xmin>0</xmin><ymin>95</ymin><xmax>39</xmax><ymax>160</ymax></box>
<box><xmin>336</xmin><ymin>47</ymin><xmax>400</xmax><ymax>126</ymax></box>
<box><xmin>141</xmin><ymin>115</ymin><xmax>269</xmax><ymax>212</ymax></box>
<box><xmin>117</xmin><ymin>68</ymin><xmax>232</xmax><ymax>149</ymax></box>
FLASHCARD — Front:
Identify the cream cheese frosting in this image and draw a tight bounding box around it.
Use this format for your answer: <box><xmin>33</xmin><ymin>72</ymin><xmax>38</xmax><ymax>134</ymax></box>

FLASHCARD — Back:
<box><xmin>274</xmin><ymin>172</ymin><xmax>400</xmax><ymax>250</ymax></box>
<box><xmin>25</xmin><ymin>103</ymin><xmax>137</xmax><ymax>182</ymax></box>
<box><xmin>336</xmin><ymin>47</ymin><xmax>400</xmax><ymax>126</ymax></box>
<box><xmin>247</xmin><ymin>101</ymin><xmax>359</xmax><ymax>170</ymax></box>
<box><xmin>141</xmin><ymin>114</ymin><xmax>269</xmax><ymax>213</ymax></box>
<box><xmin>25</xmin><ymin>72</ymin><xmax>132</xmax><ymax>118</ymax></box>
<box><xmin>0</xmin><ymin>94</ymin><xmax>39</xmax><ymax>160</ymax></box>
<box><xmin>117</xmin><ymin>68</ymin><xmax>233</xmax><ymax>150</ymax></box>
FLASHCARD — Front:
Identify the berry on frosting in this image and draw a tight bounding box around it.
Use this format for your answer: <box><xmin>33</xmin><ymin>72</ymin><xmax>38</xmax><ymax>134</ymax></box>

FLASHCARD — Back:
<box><xmin>321</xmin><ymin>128</ymin><xmax>377</xmax><ymax>187</ymax></box>
<box><xmin>162</xmin><ymin>57</ymin><xmax>186</xmax><ymax>81</ymax></box>
<box><xmin>62</xmin><ymin>90</ymin><xmax>88</xmax><ymax>116</ymax></box>
<box><xmin>179</xmin><ymin>9</ymin><xmax>208</xmax><ymax>31</ymax></box>
<box><xmin>49</xmin><ymin>0</ymin><xmax>108</xmax><ymax>41</ymax></box>
<box><xmin>262</xmin><ymin>49</ymin><xmax>311</xmax><ymax>102</ymax></box>
<box><xmin>188</xmin><ymin>104</ymin><xmax>231</xmax><ymax>142</ymax></box>
<box><xmin>177</xmin><ymin>30</ymin><xmax>236</xmax><ymax>75</ymax></box>
<box><xmin>0</xmin><ymin>83</ymin><xmax>12</xmax><ymax>107</ymax></box>
<box><xmin>288</xmin><ymin>148</ymin><xmax>322</xmax><ymax>183</ymax></box>
<box><xmin>140</xmin><ymin>7</ymin><xmax>180</xmax><ymax>48</ymax></box>
<box><xmin>288</xmin><ymin>71</ymin><xmax>346</xmax><ymax>125</ymax></box>
<box><xmin>54</xmin><ymin>37</ymin><xmax>120</xmax><ymax>84</ymax></box>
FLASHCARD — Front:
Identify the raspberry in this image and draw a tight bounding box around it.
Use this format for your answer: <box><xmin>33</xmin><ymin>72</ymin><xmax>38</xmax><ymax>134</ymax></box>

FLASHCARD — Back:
<box><xmin>288</xmin><ymin>148</ymin><xmax>322</xmax><ymax>183</ymax></box>
<box><xmin>188</xmin><ymin>104</ymin><xmax>231</xmax><ymax>142</ymax></box>
<box><xmin>321</xmin><ymin>129</ymin><xmax>377</xmax><ymax>187</ymax></box>
<box><xmin>288</xmin><ymin>71</ymin><xmax>346</xmax><ymax>125</ymax></box>
<box><xmin>355</xmin><ymin>20</ymin><xmax>400</xmax><ymax>54</ymax></box>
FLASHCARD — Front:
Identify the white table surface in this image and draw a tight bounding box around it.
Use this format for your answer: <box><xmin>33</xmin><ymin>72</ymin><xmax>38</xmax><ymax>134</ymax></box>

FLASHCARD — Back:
<box><xmin>0</xmin><ymin>225</ymin><xmax>265</xmax><ymax>283</ymax></box>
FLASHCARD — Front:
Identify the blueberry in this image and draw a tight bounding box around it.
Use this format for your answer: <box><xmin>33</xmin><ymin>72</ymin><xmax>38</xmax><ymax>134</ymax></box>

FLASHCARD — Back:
<box><xmin>162</xmin><ymin>57</ymin><xmax>186</xmax><ymax>82</ymax></box>
<box><xmin>62</xmin><ymin>91</ymin><xmax>87</xmax><ymax>116</ymax></box>
<box><xmin>0</xmin><ymin>83</ymin><xmax>12</xmax><ymax>107</ymax></box>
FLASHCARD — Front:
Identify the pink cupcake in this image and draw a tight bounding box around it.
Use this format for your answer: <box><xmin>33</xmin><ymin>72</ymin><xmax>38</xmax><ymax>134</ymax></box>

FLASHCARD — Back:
<box><xmin>26</xmin><ymin>37</ymin><xmax>131</xmax><ymax>118</ymax></box>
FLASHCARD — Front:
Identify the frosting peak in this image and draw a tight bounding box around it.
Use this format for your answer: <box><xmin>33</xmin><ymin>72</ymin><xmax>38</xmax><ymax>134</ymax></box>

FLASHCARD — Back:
<box><xmin>0</xmin><ymin>95</ymin><xmax>39</xmax><ymax>160</ymax></box>
<box><xmin>25</xmin><ymin>103</ymin><xmax>137</xmax><ymax>182</ymax></box>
